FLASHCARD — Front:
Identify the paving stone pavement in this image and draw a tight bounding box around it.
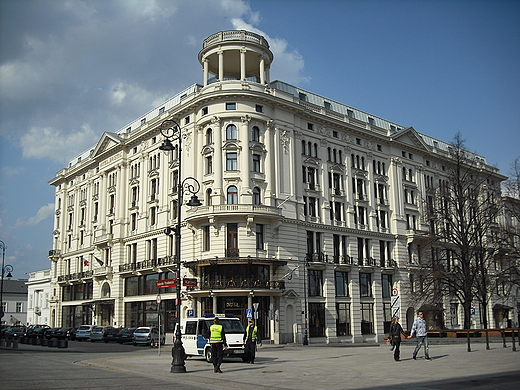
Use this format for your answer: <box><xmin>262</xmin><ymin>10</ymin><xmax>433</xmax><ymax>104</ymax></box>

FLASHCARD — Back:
<box><xmin>80</xmin><ymin>341</ymin><xmax>520</xmax><ymax>390</ymax></box>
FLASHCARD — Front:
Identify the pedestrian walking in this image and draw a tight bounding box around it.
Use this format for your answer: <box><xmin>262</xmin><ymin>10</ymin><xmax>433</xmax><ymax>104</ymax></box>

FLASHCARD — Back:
<box><xmin>408</xmin><ymin>311</ymin><xmax>431</xmax><ymax>360</ymax></box>
<box><xmin>209</xmin><ymin>317</ymin><xmax>228</xmax><ymax>373</ymax></box>
<box><xmin>243</xmin><ymin>319</ymin><xmax>262</xmax><ymax>363</ymax></box>
<box><xmin>389</xmin><ymin>316</ymin><xmax>406</xmax><ymax>361</ymax></box>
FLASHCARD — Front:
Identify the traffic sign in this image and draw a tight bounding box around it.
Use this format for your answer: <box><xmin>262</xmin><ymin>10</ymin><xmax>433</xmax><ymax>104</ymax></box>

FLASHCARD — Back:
<box><xmin>246</xmin><ymin>308</ymin><xmax>253</xmax><ymax>319</ymax></box>
<box><xmin>156</xmin><ymin>294</ymin><xmax>162</xmax><ymax>305</ymax></box>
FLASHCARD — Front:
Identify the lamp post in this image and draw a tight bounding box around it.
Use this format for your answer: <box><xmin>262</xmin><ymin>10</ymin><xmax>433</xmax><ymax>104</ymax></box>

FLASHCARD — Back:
<box><xmin>302</xmin><ymin>255</ymin><xmax>309</xmax><ymax>345</ymax></box>
<box><xmin>0</xmin><ymin>240</ymin><xmax>14</xmax><ymax>328</ymax></box>
<box><xmin>159</xmin><ymin>120</ymin><xmax>202</xmax><ymax>374</ymax></box>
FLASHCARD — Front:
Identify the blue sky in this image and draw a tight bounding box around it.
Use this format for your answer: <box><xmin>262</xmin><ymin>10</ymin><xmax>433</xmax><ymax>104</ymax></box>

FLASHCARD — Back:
<box><xmin>1</xmin><ymin>0</ymin><xmax>519</xmax><ymax>278</ymax></box>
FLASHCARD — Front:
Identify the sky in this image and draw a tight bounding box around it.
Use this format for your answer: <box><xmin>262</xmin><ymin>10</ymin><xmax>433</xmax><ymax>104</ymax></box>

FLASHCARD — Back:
<box><xmin>1</xmin><ymin>0</ymin><xmax>519</xmax><ymax>279</ymax></box>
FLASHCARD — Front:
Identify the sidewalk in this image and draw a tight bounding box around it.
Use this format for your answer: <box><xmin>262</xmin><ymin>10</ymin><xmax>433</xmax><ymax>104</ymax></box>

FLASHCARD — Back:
<box><xmin>80</xmin><ymin>341</ymin><xmax>520</xmax><ymax>390</ymax></box>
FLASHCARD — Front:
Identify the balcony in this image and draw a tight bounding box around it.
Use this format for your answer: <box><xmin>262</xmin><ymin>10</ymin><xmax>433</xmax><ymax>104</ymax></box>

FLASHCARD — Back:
<box><xmin>57</xmin><ymin>271</ymin><xmax>93</xmax><ymax>283</ymax></box>
<box><xmin>186</xmin><ymin>204</ymin><xmax>282</xmax><ymax>222</ymax></box>
<box><xmin>49</xmin><ymin>249</ymin><xmax>61</xmax><ymax>258</ymax></box>
<box><xmin>119</xmin><ymin>257</ymin><xmax>176</xmax><ymax>273</ymax></box>
<box><xmin>200</xmin><ymin>277</ymin><xmax>285</xmax><ymax>290</ymax></box>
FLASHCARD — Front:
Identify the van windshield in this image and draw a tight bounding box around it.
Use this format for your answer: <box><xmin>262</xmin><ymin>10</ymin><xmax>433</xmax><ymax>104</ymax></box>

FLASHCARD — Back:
<box><xmin>204</xmin><ymin>319</ymin><xmax>245</xmax><ymax>334</ymax></box>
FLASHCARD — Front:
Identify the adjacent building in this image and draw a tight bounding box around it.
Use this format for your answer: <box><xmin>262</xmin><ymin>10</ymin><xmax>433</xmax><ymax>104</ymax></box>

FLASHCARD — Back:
<box><xmin>47</xmin><ymin>30</ymin><xmax>518</xmax><ymax>343</ymax></box>
<box><xmin>26</xmin><ymin>269</ymin><xmax>52</xmax><ymax>326</ymax></box>
<box><xmin>1</xmin><ymin>279</ymin><xmax>28</xmax><ymax>326</ymax></box>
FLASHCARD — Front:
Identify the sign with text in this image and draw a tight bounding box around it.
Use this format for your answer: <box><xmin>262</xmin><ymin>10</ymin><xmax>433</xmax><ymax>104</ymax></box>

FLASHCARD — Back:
<box><xmin>182</xmin><ymin>278</ymin><xmax>198</xmax><ymax>287</ymax></box>
<box><xmin>156</xmin><ymin>278</ymin><xmax>177</xmax><ymax>288</ymax></box>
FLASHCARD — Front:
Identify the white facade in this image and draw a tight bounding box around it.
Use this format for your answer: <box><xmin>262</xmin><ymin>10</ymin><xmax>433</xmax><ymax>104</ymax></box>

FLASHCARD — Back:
<box><xmin>26</xmin><ymin>269</ymin><xmax>52</xmax><ymax>326</ymax></box>
<box><xmin>47</xmin><ymin>30</ymin><xmax>517</xmax><ymax>343</ymax></box>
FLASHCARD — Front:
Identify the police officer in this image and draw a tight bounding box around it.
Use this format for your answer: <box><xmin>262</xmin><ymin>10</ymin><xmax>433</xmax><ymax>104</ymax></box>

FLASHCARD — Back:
<box><xmin>243</xmin><ymin>319</ymin><xmax>262</xmax><ymax>364</ymax></box>
<box><xmin>209</xmin><ymin>317</ymin><xmax>227</xmax><ymax>373</ymax></box>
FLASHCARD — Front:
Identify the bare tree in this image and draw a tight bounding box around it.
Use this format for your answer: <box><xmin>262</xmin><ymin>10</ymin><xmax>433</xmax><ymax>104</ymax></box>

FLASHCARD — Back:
<box><xmin>411</xmin><ymin>134</ymin><xmax>505</xmax><ymax>350</ymax></box>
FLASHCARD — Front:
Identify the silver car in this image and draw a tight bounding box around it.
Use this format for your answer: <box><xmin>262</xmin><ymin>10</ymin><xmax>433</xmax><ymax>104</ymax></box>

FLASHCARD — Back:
<box><xmin>90</xmin><ymin>326</ymin><xmax>110</xmax><ymax>342</ymax></box>
<box><xmin>133</xmin><ymin>326</ymin><xmax>165</xmax><ymax>346</ymax></box>
<box><xmin>75</xmin><ymin>325</ymin><xmax>94</xmax><ymax>341</ymax></box>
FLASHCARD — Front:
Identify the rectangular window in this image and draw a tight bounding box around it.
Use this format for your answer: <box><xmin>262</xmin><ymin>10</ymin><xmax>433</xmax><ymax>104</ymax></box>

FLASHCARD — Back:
<box><xmin>150</xmin><ymin>206</ymin><xmax>157</xmax><ymax>226</ymax></box>
<box><xmin>382</xmin><ymin>274</ymin><xmax>392</xmax><ymax>298</ymax></box>
<box><xmin>226</xmin><ymin>152</ymin><xmax>238</xmax><ymax>171</ymax></box>
<box><xmin>159</xmin><ymin>107</ymin><xmax>165</xmax><ymax>114</ymax></box>
<box><xmin>308</xmin><ymin>269</ymin><xmax>323</xmax><ymax>296</ymax></box>
<box><xmin>16</xmin><ymin>302</ymin><xmax>23</xmax><ymax>312</ymax></box>
<box><xmin>299</xmin><ymin>92</ymin><xmax>307</xmax><ymax>101</ymax></box>
<box><xmin>203</xmin><ymin>226</ymin><xmax>210</xmax><ymax>252</ymax></box>
<box><xmin>361</xmin><ymin>303</ymin><xmax>374</xmax><ymax>334</ymax></box>
<box><xmin>336</xmin><ymin>303</ymin><xmax>351</xmax><ymax>336</ymax></box>
<box><xmin>255</xmin><ymin>104</ymin><xmax>263</xmax><ymax>113</ymax></box>
<box><xmin>256</xmin><ymin>224</ymin><xmax>264</xmax><ymax>250</ymax></box>
<box><xmin>206</xmin><ymin>156</ymin><xmax>213</xmax><ymax>174</ymax></box>
<box><xmin>226</xmin><ymin>102</ymin><xmax>236</xmax><ymax>110</ymax></box>
<box><xmin>335</xmin><ymin>271</ymin><xmax>349</xmax><ymax>296</ymax></box>
<box><xmin>252</xmin><ymin>154</ymin><xmax>261</xmax><ymax>172</ymax></box>
<box><xmin>227</xmin><ymin>223</ymin><xmax>238</xmax><ymax>257</ymax></box>
<box><xmin>360</xmin><ymin>272</ymin><xmax>372</xmax><ymax>297</ymax></box>
<box><xmin>202</xmin><ymin>107</ymin><xmax>208</xmax><ymax>115</ymax></box>
<box><xmin>324</xmin><ymin>101</ymin><xmax>332</xmax><ymax>110</ymax></box>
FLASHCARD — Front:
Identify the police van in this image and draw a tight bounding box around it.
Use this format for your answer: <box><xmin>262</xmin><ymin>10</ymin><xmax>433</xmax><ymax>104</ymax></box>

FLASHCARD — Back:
<box><xmin>181</xmin><ymin>314</ymin><xmax>247</xmax><ymax>362</ymax></box>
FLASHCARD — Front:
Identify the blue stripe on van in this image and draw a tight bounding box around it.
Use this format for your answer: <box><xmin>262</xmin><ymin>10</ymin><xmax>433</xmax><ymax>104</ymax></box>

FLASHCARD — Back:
<box><xmin>197</xmin><ymin>334</ymin><xmax>208</xmax><ymax>349</ymax></box>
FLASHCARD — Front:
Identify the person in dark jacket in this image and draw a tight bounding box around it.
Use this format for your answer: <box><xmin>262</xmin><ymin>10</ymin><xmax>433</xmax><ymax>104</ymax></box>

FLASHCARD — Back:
<box><xmin>243</xmin><ymin>319</ymin><xmax>262</xmax><ymax>363</ymax></box>
<box><xmin>209</xmin><ymin>317</ymin><xmax>227</xmax><ymax>373</ymax></box>
<box><xmin>389</xmin><ymin>316</ymin><xmax>407</xmax><ymax>362</ymax></box>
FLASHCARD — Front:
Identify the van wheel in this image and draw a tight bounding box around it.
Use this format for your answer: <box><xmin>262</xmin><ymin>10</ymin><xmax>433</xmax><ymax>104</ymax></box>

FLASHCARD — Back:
<box><xmin>205</xmin><ymin>349</ymin><xmax>212</xmax><ymax>363</ymax></box>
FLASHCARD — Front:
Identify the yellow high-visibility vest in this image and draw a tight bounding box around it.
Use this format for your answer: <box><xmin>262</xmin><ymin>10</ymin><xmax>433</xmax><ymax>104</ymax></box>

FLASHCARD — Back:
<box><xmin>246</xmin><ymin>325</ymin><xmax>258</xmax><ymax>341</ymax></box>
<box><xmin>209</xmin><ymin>324</ymin><xmax>223</xmax><ymax>343</ymax></box>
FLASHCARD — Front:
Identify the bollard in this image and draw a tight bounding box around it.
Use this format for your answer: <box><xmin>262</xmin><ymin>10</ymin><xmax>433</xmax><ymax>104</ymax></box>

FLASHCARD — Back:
<box><xmin>512</xmin><ymin>328</ymin><xmax>517</xmax><ymax>352</ymax></box>
<box><xmin>19</xmin><ymin>337</ymin><xmax>26</xmax><ymax>344</ymax></box>
<box><xmin>42</xmin><ymin>338</ymin><xmax>49</xmax><ymax>346</ymax></box>
<box><xmin>31</xmin><ymin>337</ymin><xmax>37</xmax><ymax>345</ymax></box>
<box><xmin>0</xmin><ymin>338</ymin><xmax>5</xmax><ymax>347</ymax></box>
<box><xmin>49</xmin><ymin>338</ymin><xmax>58</xmax><ymax>348</ymax></box>
<box><xmin>12</xmin><ymin>338</ymin><xmax>18</xmax><ymax>348</ymax></box>
<box><xmin>5</xmin><ymin>338</ymin><xmax>12</xmax><ymax>348</ymax></box>
<box><xmin>35</xmin><ymin>337</ymin><xmax>42</xmax><ymax>346</ymax></box>
<box><xmin>58</xmin><ymin>339</ymin><xmax>68</xmax><ymax>349</ymax></box>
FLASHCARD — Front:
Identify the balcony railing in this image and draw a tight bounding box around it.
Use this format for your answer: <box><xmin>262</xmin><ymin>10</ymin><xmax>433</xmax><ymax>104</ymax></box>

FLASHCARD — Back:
<box><xmin>201</xmin><ymin>277</ymin><xmax>285</xmax><ymax>290</ymax></box>
<box><xmin>119</xmin><ymin>257</ymin><xmax>176</xmax><ymax>272</ymax></box>
<box><xmin>57</xmin><ymin>271</ymin><xmax>93</xmax><ymax>282</ymax></box>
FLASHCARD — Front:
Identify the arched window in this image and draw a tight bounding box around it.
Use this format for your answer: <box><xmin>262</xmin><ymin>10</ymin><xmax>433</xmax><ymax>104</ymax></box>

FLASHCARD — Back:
<box><xmin>206</xmin><ymin>128</ymin><xmax>213</xmax><ymax>145</ymax></box>
<box><xmin>253</xmin><ymin>187</ymin><xmax>261</xmax><ymax>205</ymax></box>
<box><xmin>227</xmin><ymin>185</ymin><xmax>238</xmax><ymax>204</ymax></box>
<box><xmin>226</xmin><ymin>124</ymin><xmax>237</xmax><ymax>140</ymax></box>
<box><xmin>252</xmin><ymin>126</ymin><xmax>260</xmax><ymax>142</ymax></box>
<box><xmin>206</xmin><ymin>188</ymin><xmax>213</xmax><ymax>206</ymax></box>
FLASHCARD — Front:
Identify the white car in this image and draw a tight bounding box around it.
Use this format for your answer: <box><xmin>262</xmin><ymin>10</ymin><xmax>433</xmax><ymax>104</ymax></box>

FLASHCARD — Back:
<box><xmin>90</xmin><ymin>326</ymin><xmax>109</xmax><ymax>342</ymax></box>
<box><xmin>75</xmin><ymin>325</ymin><xmax>94</xmax><ymax>341</ymax></box>
<box><xmin>133</xmin><ymin>326</ymin><xmax>165</xmax><ymax>346</ymax></box>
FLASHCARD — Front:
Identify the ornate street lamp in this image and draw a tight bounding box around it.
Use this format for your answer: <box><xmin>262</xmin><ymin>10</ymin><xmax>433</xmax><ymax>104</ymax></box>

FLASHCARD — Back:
<box><xmin>159</xmin><ymin>120</ymin><xmax>202</xmax><ymax>373</ymax></box>
<box><xmin>0</xmin><ymin>240</ymin><xmax>13</xmax><ymax>328</ymax></box>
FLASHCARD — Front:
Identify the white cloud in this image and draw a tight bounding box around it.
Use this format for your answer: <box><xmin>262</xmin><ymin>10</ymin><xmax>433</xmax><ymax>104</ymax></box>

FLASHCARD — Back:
<box><xmin>20</xmin><ymin>125</ymin><xmax>99</xmax><ymax>164</ymax></box>
<box><xmin>15</xmin><ymin>203</ymin><xmax>55</xmax><ymax>227</ymax></box>
<box><xmin>231</xmin><ymin>18</ymin><xmax>308</xmax><ymax>85</ymax></box>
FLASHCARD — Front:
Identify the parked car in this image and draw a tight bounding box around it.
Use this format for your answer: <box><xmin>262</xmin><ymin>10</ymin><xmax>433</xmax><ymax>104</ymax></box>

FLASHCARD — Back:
<box><xmin>54</xmin><ymin>327</ymin><xmax>74</xmax><ymax>340</ymax></box>
<box><xmin>116</xmin><ymin>327</ymin><xmax>136</xmax><ymax>344</ymax></box>
<box><xmin>133</xmin><ymin>326</ymin><xmax>165</xmax><ymax>346</ymax></box>
<box><xmin>44</xmin><ymin>327</ymin><xmax>61</xmax><ymax>339</ymax></box>
<box><xmin>4</xmin><ymin>326</ymin><xmax>26</xmax><ymax>338</ymax></box>
<box><xmin>102</xmin><ymin>327</ymin><xmax>120</xmax><ymax>343</ymax></box>
<box><xmin>75</xmin><ymin>325</ymin><xmax>94</xmax><ymax>341</ymax></box>
<box><xmin>26</xmin><ymin>325</ymin><xmax>50</xmax><ymax>339</ymax></box>
<box><xmin>90</xmin><ymin>326</ymin><xmax>109</xmax><ymax>342</ymax></box>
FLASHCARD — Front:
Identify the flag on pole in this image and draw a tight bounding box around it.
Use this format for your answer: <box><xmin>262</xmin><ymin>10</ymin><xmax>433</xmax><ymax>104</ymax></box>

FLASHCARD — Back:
<box><xmin>95</xmin><ymin>257</ymin><xmax>104</xmax><ymax>266</ymax></box>
<box><xmin>83</xmin><ymin>260</ymin><xmax>90</xmax><ymax>266</ymax></box>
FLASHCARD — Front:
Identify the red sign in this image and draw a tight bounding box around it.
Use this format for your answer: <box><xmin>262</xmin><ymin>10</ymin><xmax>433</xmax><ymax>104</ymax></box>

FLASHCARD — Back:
<box><xmin>183</xmin><ymin>278</ymin><xmax>197</xmax><ymax>287</ymax></box>
<box><xmin>156</xmin><ymin>278</ymin><xmax>177</xmax><ymax>288</ymax></box>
